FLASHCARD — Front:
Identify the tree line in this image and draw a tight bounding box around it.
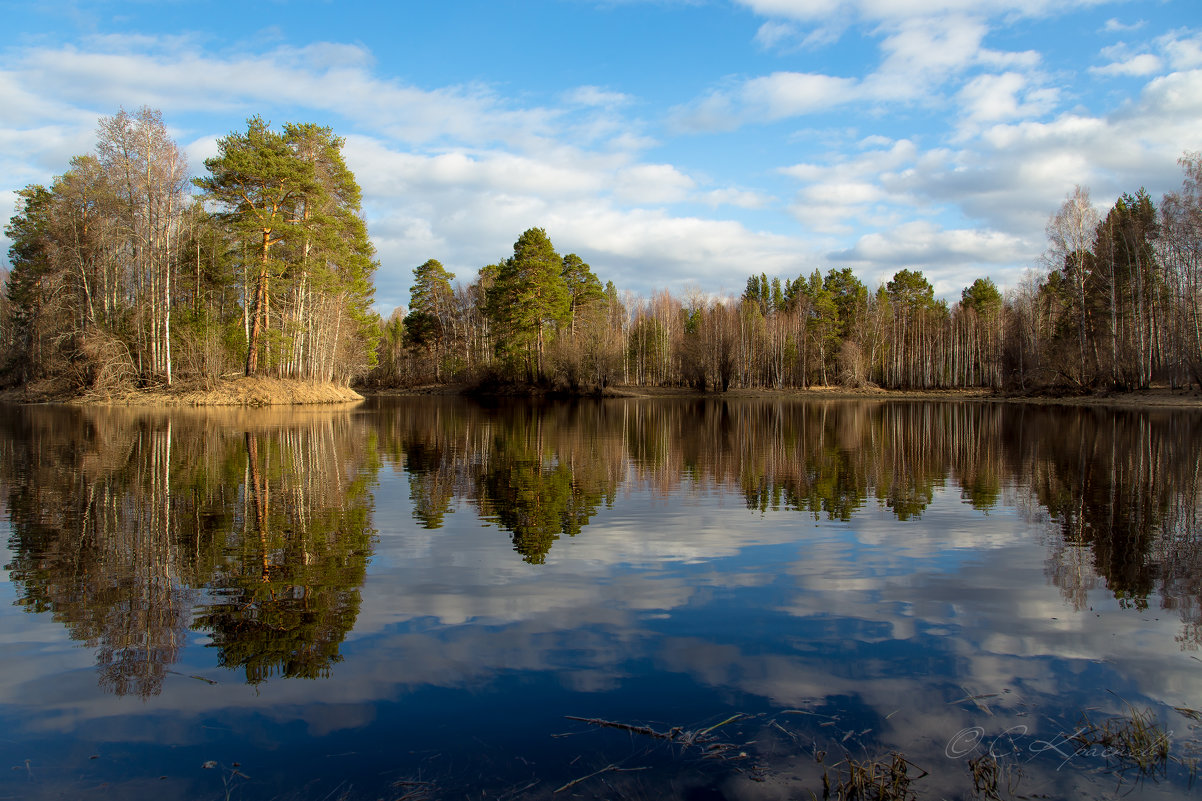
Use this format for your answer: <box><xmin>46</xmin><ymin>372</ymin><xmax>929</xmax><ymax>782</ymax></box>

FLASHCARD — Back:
<box><xmin>6</xmin><ymin>108</ymin><xmax>1200</xmax><ymax>395</ymax></box>
<box><xmin>371</xmin><ymin>153</ymin><xmax>1202</xmax><ymax>393</ymax></box>
<box><xmin>1</xmin><ymin>107</ymin><xmax>379</xmax><ymax>394</ymax></box>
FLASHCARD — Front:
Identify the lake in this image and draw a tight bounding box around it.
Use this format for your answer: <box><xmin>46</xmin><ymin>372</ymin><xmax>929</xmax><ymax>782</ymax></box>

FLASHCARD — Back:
<box><xmin>1</xmin><ymin>396</ymin><xmax>1200</xmax><ymax>800</ymax></box>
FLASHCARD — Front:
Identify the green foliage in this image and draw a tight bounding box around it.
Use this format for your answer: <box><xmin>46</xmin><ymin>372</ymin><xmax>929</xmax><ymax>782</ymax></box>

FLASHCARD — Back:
<box><xmin>193</xmin><ymin>430</ymin><xmax>377</xmax><ymax>683</ymax></box>
<box><xmin>824</xmin><ymin>267</ymin><xmax>868</xmax><ymax>339</ymax></box>
<box><xmin>405</xmin><ymin>259</ymin><xmax>454</xmax><ymax>345</ymax></box>
<box><xmin>485</xmin><ymin>227</ymin><xmax>570</xmax><ymax>378</ymax></box>
<box><xmin>196</xmin><ymin>117</ymin><xmax>379</xmax><ymax>380</ymax></box>
<box><xmin>960</xmin><ymin>277</ymin><xmax>1002</xmax><ymax>317</ymax></box>
<box><xmin>562</xmin><ymin>253</ymin><xmax>605</xmax><ymax>331</ymax></box>
<box><xmin>3</xmin><ymin>185</ymin><xmax>55</xmax><ymax>376</ymax></box>
<box><xmin>885</xmin><ymin>269</ymin><xmax>935</xmax><ymax>310</ymax></box>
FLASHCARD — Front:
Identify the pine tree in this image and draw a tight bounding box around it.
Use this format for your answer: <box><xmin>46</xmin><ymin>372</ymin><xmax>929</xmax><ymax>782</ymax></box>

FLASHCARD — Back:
<box><xmin>195</xmin><ymin>117</ymin><xmax>322</xmax><ymax>377</ymax></box>
<box><xmin>485</xmin><ymin>227</ymin><xmax>569</xmax><ymax>379</ymax></box>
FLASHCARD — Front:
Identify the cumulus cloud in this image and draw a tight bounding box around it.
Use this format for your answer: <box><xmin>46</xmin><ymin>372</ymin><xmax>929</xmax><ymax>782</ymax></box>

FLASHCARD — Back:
<box><xmin>779</xmin><ymin>138</ymin><xmax>919</xmax><ymax>235</ymax></box>
<box><xmin>1091</xmin><ymin>41</ymin><xmax>1166</xmax><ymax>77</ymax></box>
<box><xmin>700</xmin><ymin>187</ymin><xmax>772</xmax><ymax>209</ymax></box>
<box><xmin>1</xmin><ymin>34</ymin><xmax>813</xmax><ymax>309</ymax></box>
<box><xmin>8</xmin><ymin>36</ymin><xmax>585</xmax><ymax>154</ymax></box>
<box><xmin>957</xmin><ymin>72</ymin><xmax>1059</xmax><ymax>126</ymax></box>
<box><xmin>754</xmin><ymin>20</ymin><xmax>800</xmax><ymax>49</ymax></box>
<box><xmin>671</xmin><ymin>71</ymin><xmax>860</xmax><ymax>132</ymax></box>
<box><xmin>1159</xmin><ymin>29</ymin><xmax>1202</xmax><ymax>70</ymax></box>
<box><xmin>337</xmin><ymin>130</ymin><xmax>808</xmax><ymax>308</ymax></box>
<box><xmin>3</xmin><ymin>6</ymin><xmax>1198</xmax><ymax>310</ymax></box>
<box><xmin>613</xmin><ymin>163</ymin><xmax>697</xmax><ymax>204</ymax></box>
<box><xmin>828</xmin><ymin>220</ymin><xmax>1030</xmax><ymax>293</ymax></box>
<box><xmin>674</xmin><ymin>13</ymin><xmax>1049</xmax><ymax>133</ymax></box>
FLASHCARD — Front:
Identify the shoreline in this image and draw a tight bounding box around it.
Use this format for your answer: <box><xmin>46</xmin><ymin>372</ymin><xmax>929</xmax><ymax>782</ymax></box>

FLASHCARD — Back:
<box><xmin>365</xmin><ymin>382</ymin><xmax>1202</xmax><ymax>409</ymax></box>
<box><xmin>4</xmin><ymin>378</ymin><xmax>1201</xmax><ymax>410</ymax></box>
<box><xmin>0</xmin><ymin>376</ymin><xmax>363</xmax><ymax>407</ymax></box>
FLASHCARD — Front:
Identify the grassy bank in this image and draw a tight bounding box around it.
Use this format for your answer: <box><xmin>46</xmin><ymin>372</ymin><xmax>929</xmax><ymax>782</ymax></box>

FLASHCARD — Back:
<box><xmin>1</xmin><ymin>376</ymin><xmax>363</xmax><ymax>407</ymax></box>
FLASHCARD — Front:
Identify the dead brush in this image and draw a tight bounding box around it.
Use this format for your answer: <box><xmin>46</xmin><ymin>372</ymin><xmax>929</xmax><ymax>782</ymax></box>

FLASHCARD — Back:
<box><xmin>1073</xmin><ymin>699</ymin><xmax>1172</xmax><ymax>776</ymax></box>
<box><xmin>968</xmin><ymin>753</ymin><xmax>1001</xmax><ymax>800</ymax></box>
<box><xmin>821</xmin><ymin>751</ymin><xmax>926</xmax><ymax>801</ymax></box>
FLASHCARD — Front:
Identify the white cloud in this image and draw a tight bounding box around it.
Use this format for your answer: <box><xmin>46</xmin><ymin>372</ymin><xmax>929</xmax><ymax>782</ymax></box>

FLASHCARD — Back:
<box><xmin>754</xmin><ymin>20</ymin><xmax>800</xmax><ymax>49</ymax></box>
<box><xmin>829</xmin><ymin>220</ymin><xmax>1030</xmax><ymax>293</ymax></box>
<box><xmin>1103</xmin><ymin>17</ymin><xmax>1145</xmax><ymax>33</ymax></box>
<box><xmin>735</xmin><ymin>0</ymin><xmax>1107</xmax><ymax>24</ymax></box>
<box><xmin>1159</xmin><ymin>29</ymin><xmax>1202</xmax><ymax>70</ymax></box>
<box><xmin>957</xmin><ymin>72</ymin><xmax>1059</xmax><ymax>125</ymax></box>
<box><xmin>562</xmin><ymin>85</ymin><xmax>633</xmax><ymax>108</ymax></box>
<box><xmin>10</xmin><ymin>38</ymin><xmax>576</xmax><ymax>153</ymax></box>
<box><xmin>772</xmin><ymin>54</ymin><xmax>1202</xmax><ymax>295</ymax></box>
<box><xmin>745</xmin><ymin>71</ymin><xmax>861</xmax><ymax>117</ymax></box>
<box><xmin>3</xmin><ymin>35</ymin><xmax>810</xmax><ymax>309</ymax></box>
<box><xmin>675</xmin><ymin>13</ymin><xmax>1049</xmax><ymax>133</ymax></box>
<box><xmin>1091</xmin><ymin>52</ymin><xmax>1164</xmax><ymax>77</ymax></box>
<box><xmin>613</xmin><ymin>163</ymin><xmax>697</xmax><ymax>204</ymax></box>
<box><xmin>336</xmin><ymin>135</ymin><xmax>815</xmax><ymax>308</ymax></box>
<box><xmin>865</xmin><ymin>15</ymin><xmax>991</xmax><ymax>97</ymax></box>
<box><xmin>700</xmin><ymin>187</ymin><xmax>772</xmax><ymax>208</ymax></box>
<box><xmin>670</xmin><ymin>71</ymin><xmax>860</xmax><ymax>132</ymax></box>
<box><xmin>779</xmin><ymin>139</ymin><xmax>920</xmax><ymax>234</ymax></box>
<box><xmin>3</xmin><ymin>7</ymin><xmax>1198</xmax><ymax>311</ymax></box>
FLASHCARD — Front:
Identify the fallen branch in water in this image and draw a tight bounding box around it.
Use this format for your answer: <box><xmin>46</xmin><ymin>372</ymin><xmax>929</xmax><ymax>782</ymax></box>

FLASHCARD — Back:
<box><xmin>563</xmin><ymin>712</ymin><xmax>748</xmax><ymax>746</ymax></box>
<box><xmin>554</xmin><ymin>764</ymin><xmax>650</xmax><ymax>793</ymax></box>
<box><xmin>563</xmin><ymin>716</ymin><xmax>680</xmax><ymax>741</ymax></box>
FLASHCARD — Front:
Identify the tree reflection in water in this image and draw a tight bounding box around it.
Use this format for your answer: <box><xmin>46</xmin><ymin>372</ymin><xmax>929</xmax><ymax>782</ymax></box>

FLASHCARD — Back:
<box><xmin>378</xmin><ymin>398</ymin><xmax>1202</xmax><ymax>643</ymax></box>
<box><xmin>2</xmin><ymin>398</ymin><xmax>1200</xmax><ymax>698</ymax></box>
<box><xmin>0</xmin><ymin>406</ymin><xmax>378</xmax><ymax>694</ymax></box>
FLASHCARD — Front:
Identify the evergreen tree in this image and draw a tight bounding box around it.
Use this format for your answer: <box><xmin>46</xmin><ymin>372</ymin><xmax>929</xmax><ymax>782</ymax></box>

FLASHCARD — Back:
<box><xmin>195</xmin><ymin>117</ymin><xmax>322</xmax><ymax>376</ymax></box>
<box><xmin>3</xmin><ymin>186</ymin><xmax>55</xmax><ymax>379</ymax></box>
<box><xmin>195</xmin><ymin>118</ymin><xmax>377</xmax><ymax>382</ymax></box>
<box><xmin>485</xmin><ymin>227</ymin><xmax>569</xmax><ymax>378</ymax></box>
<box><xmin>561</xmin><ymin>253</ymin><xmax>604</xmax><ymax>335</ymax></box>
<box><xmin>404</xmin><ymin>258</ymin><xmax>455</xmax><ymax>380</ymax></box>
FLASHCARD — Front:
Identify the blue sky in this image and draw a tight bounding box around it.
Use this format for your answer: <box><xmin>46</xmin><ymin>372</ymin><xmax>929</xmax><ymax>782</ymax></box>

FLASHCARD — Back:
<box><xmin>2</xmin><ymin>0</ymin><xmax>1200</xmax><ymax>313</ymax></box>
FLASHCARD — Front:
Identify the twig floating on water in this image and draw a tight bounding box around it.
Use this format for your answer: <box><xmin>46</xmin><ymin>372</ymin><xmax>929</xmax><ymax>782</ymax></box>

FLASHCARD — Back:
<box><xmin>694</xmin><ymin>713</ymin><xmax>746</xmax><ymax>739</ymax></box>
<box><xmin>564</xmin><ymin>716</ymin><xmax>675</xmax><ymax>740</ymax></box>
<box><xmin>554</xmin><ymin>764</ymin><xmax>649</xmax><ymax>794</ymax></box>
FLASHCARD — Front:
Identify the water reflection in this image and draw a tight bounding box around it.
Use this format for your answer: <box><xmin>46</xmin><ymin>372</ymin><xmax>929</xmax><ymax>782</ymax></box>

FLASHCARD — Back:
<box><xmin>379</xmin><ymin>400</ymin><xmax>624</xmax><ymax>563</ymax></box>
<box><xmin>2</xmin><ymin>398</ymin><xmax>1201</xmax><ymax>684</ymax></box>
<box><xmin>1017</xmin><ymin>408</ymin><xmax>1202</xmax><ymax>640</ymax></box>
<box><xmin>375</xmin><ymin>398</ymin><xmax>1202</xmax><ymax>631</ymax></box>
<box><xmin>0</xmin><ymin>407</ymin><xmax>379</xmax><ymax>694</ymax></box>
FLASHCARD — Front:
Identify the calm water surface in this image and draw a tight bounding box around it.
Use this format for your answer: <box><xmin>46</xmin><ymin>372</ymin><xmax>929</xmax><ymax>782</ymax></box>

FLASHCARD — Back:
<box><xmin>1</xmin><ymin>397</ymin><xmax>1201</xmax><ymax>800</ymax></box>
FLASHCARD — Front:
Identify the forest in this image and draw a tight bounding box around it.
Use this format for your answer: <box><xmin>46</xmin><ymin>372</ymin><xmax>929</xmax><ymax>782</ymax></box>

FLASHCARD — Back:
<box><xmin>3</xmin><ymin>106</ymin><xmax>1202</xmax><ymax>395</ymax></box>
<box><xmin>1</xmin><ymin>108</ymin><xmax>379</xmax><ymax>393</ymax></box>
<box><xmin>375</xmin><ymin>157</ymin><xmax>1202</xmax><ymax>394</ymax></box>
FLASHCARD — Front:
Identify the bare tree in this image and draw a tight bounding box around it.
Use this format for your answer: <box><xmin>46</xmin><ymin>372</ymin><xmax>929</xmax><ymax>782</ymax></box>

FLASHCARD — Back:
<box><xmin>1045</xmin><ymin>185</ymin><xmax>1101</xmax><ymax>385</ymax></box>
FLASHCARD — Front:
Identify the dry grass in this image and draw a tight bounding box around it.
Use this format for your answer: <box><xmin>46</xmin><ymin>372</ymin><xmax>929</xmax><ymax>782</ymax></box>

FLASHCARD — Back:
<box><xmin>77</xmin><ymin>376</ymin><xmax>364</xmax><ymax>407</ymax></box>
<box><xmin>1074</xmin><ymin>701</ymin><xmax>1173</xmax><ymax>776</ymax></box>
